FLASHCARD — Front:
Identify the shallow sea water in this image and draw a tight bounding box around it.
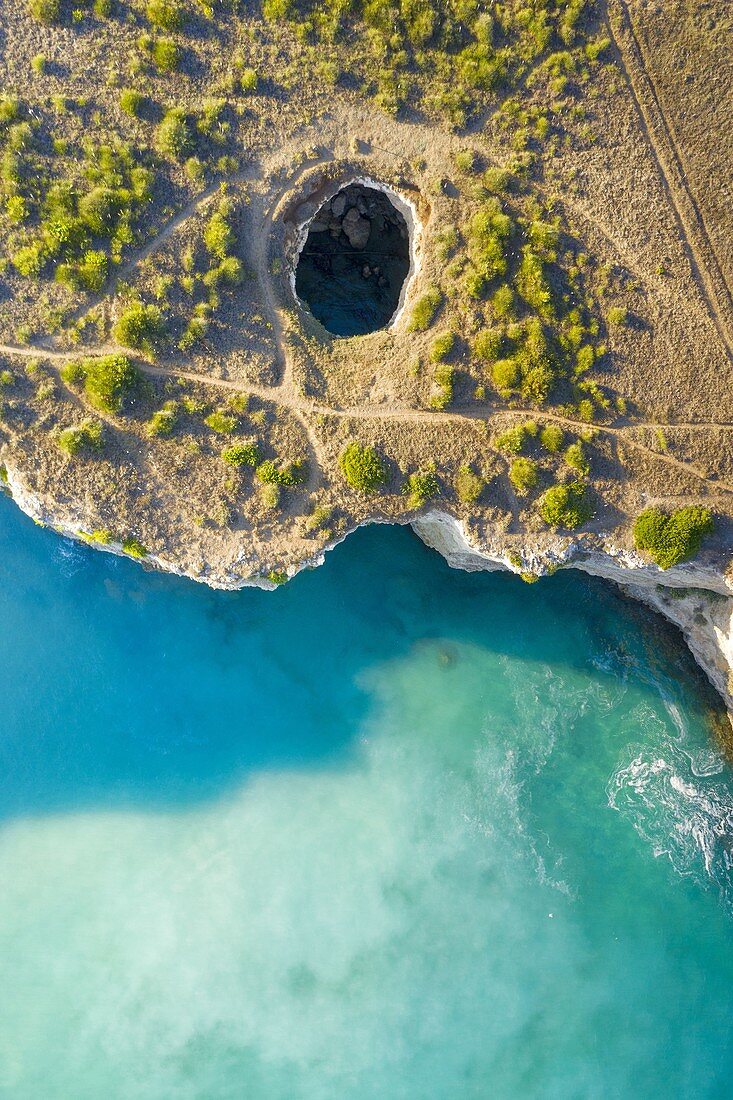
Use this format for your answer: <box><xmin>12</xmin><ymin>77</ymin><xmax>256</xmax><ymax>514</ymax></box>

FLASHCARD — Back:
<box><xmin>1</xmin><ymin>496</ymin><xmax>733</xmax><ymax>1098</ymax></box>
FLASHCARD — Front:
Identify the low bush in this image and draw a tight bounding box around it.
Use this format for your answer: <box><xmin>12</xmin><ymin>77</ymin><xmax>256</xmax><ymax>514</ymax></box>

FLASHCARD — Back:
<box><xmin>404</xmin><ymin>467</ymin><xmax>439</xmax><ymax>508</ymax></box>
<box><xmin>12</xmin><ymin>244</ymin><xmax>45</xmax><ymax>278</ymax></box>
<box><xmin>429</xmin><ymin>331</ymin><xmax>455</xmax><ymax>363</ymax></box>
<box><xmin>564</xmin><ymin>440</ymin><xmax>589</xmax><ymax>476</ymax></box>
<box><xmin>221</xmin><ymin>440</ymin><xmax>260</xmax><ymax>467</ymax></box>
<box><xmin>152</xmin><ymin>38</ymin><xmax>181</xmax><ymax>73</ymax></box>
<box><xmin>491</xmin><ymin>357</ymin><xmax>519</xmax><ymax>396</ymax></box>
<box><xmin>28</xmin><ymin>0</ymin><xmax>59</xmax><ymax>23</ymax></box>
<box><xmin>633</xmin><ymin>506</ymin><xmax>714</xmax><ymax>569</ymax></box>
<box><xmin>77</xmin><ymin>250</ymin><xmax>108</xmax><ymax>292</ymax></box>
<box><xmin>122</xmin><ymin>536</ymin><xmax>148</xmax><ymax>558</ymax></box>
<box><xmin>120</xmin><ymin>89</ymin><xmax>145</xmax><ymax>118</ymax></box>
<box><xmin>407</xmin><ymin>286</ymin><xmax>443</xmax><ymax>332</ymax></box>
<box><xmin>473</xmin><ymin>328</ymin><xmax>502</xmax><ymax>362</ymax></box>
<box><xmin>57</xmin><ymin>419</ymin><xmax>104</xmax><ymax>457</ymax></box>
<box><xmin>431</xmin><ymin>363</ymin><xmax>454</xmax><ymax>410</ymax></box>
<box><xmin>256</xmin><ymin>458</ymin><xmax>306</xmax><ymax>486</ymax></box>
<box><xmin>205</xmin><ymin>409</ymin><xmax>237</xmax><ymax>434</ymax></box>
<box><xmin>62</xmin><ymin>354</ymin><xmax>141</xmax><ymax>413</ymax></box>
<box><xmin>483</xmin><ymin>167</ymin><xmax>513</xmax><ymax>194</ymax></box>
<box><xmin>495</xmin><ymin>421</ymin><xmax>537</xmax><ymax>455</ymax></box>
<box><xmin>455</xmin><ymin>465</ymin><xmax>484</xmax><ymax>504</ymax></box>
<box><xmin>240</xmin><ymin>68</ymin><xmax>258</xmax><ymax>93</ymax></box>
<box><xmin>156</xmin><ymin>108</ymin><xmax>192</xmax><ymax>160</ymax></box>
<box><xmin>539</xmin><ymin>481</ymin><xmax>593</xmax><ymax>530</ymax></box>
<box><xmin>0</xmin><ymin>97</ymin><xmax>21</xmax><ymax>125</ymax></box>
<box><xmin>509</xmin><ymin>457</ymin><xmax>539</xmax><ymax>495</ymax></box>
<box><xmin>339</xmin><ymin>441</ymin><xmax>388</xmax><ymax>493</ymax></box>
<box><xmin>540</xmin><ymin>424</ymin><xmax>564</xmax><ymax>452</ymax></box>
<box><xmin>113</xmin><ymin>303</ymin><xmax>164</xmax><ymax>356</ymax></box>
<box><xmin>146</xmin><ymin>0</ymin><xmax>181</xmax><ymax>30</ymax></box>
<box><xmin>607</xmin><ymin>306</ymin><xmax>628</xmax><ymax>327</ymax></box>
<box><xmin>147</xmin><ymin>400</ymin><xmax>179</xmax><ymax>436</ymax></box>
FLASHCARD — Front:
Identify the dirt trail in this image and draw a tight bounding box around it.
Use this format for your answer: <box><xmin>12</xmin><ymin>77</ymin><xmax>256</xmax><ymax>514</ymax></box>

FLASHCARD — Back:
<box><xmin>606</xmin><ymin>0</ymin><xmax>733</xmax><ymax>362</ymax></box>
<box><xmin>2</xmin><ymin>338</ymin><xmax>732</xmax><ymax>497</ymax></box>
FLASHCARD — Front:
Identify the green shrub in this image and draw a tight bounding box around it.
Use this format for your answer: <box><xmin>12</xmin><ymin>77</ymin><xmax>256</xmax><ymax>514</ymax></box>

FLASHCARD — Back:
<box><xmin>515</xmin><ymin>247</ymin><xmax>552</xmax><ymax>317</ymax></box>
<box><xmin>259</xmin><ymin>482</ymin><xmax>280</xmax><ymax>510</ymax></box>
<box><xmin>28</xmin><ymin>0</ymin><xmax>60</xmax><ymax>23</ymax></box>
<box><xmin>565</xmin><ymin>440</ymin><xmax>590</xmax><ymax>476</ymax></box>
<box><xmin>113</xmin><ymin>302</ymin><xmax>164</xmax><ymax>355</ymax></box>
<box><xmin>539</xmin><ymin>481</ymin><xmax>593</xmax><ymax>530</ymax></box>
<box><xmin>575</xmin><ymin>344</ymin><xmax>595</xmax><ymax>375</ymax></box>
<box><xmin>156</xmin><ymin>109</ymin><xmax>192</xmax><ymax>160</ymax></box>
<box><xmin>431</xmin><ymin>363</ymin><xmax>454</xmax><ymax>409</ymax></box>
<box><xmin>77</xmin><ymin>250</ymin><xmax>108</xmax><ymax>292</ymax></box>
<box><xmin>240</xmin><ymin>68</ymin><xmax>258</xmax><ymax>93</ymax></box>
<box><xmin>205</xmin><ymin>410</ymin><xmax>237</xmax><ymax>434</ymax></box>
<box><xmin>633</xmin><ymin>506</ymin><xmax>714</xmax><ymax>569</ymax></box>
<box><xmin>120</xmin><ymin>89</ymin><xmax>145</xmax><ymax>117</ymax></box>
<box><xmin>404</xmin><ymin>467</ymin><xmax>439</xmax><ymax>508</ymax></box>
<box><xmin>147</xmin><ymin>400</ymin><xmax>179</xmax><ymax>436</ymax></box>
<box><xmin>57</xmin><ymin>419</ymin><xmax>104</xmax><ymax>457</ymax></box>
<box><xmin>454</xmin><ymin>149</ymin><xmax>477</xmax><ymax>173</ymax></box>
<box><xmin>203</xmin><ymin>257</ymin><xmax>242</xmax><ymax>288</ymax></box>
<box><xmin>79</xmin><ymin>186</ymin><xmax>122</xmax><ymax>234</ymax></box>
<box><xmin>12</xmin><ymin>244</ymin><xmax>45</xmax><ymax>278</ymax></box>
<box><xmin>407</xmin><ymin>286</ymin><xmax>443</xmax><ymax>332</ymax></box>
<box><xmin>509</xmin><ymin>457</ymin><xmax>539</xmax><ymax>495</ymax></box>
<box><xmin>201</xmin><ymin>203</ymin><xmax>232</xmax><ymax>254</ymax></box>
<box><xmin>473</xmin><ymin>328</ymin><xmax>502</xmax><ymax>362</ymax></box>
<box><xmin>152</xmin><ymin>38</ymin><xmax>181</xmax><ymax>73</ymax></box>
<box><xmin>146</xmin><ymin>0</ymin><xmax>181</xmax><ymax>30</ymax></box>
<box><xmin>0</xmin><ymin>97</ymin><xmax>21</xmax><ymax>125</ymax></box>
<box><xmin>429</xmin><ymin>331</ymin><xmax>455</xmax><ymax>363</ymax></box>
<box><xmin>31</xmin><ymin>54</ymin><xmax>46</xmax><ymax>75</ymax></box>
<box><xmin>492</xmin><ymin>284</ymin><xmax>514</xmax><ymax>318</ymax></box>
<box><xmin>540</xmin><ymin>424</ymin><xmax>564</xmax><ymax>452</ymax></box>
<box><xmin>7</xmin><ymin>122</ymin><xmax>34</xmax><ymax>153</ymax></box>
<box><xmin>607</xmin><ymin>306</ymin><xmax>628</xmax><ymax>327</ymax></box>
<box><xmin>483</xmin><ymin>167</ymin><xmax>513</xmax><ymax>194</ymax></box>
<box><xmin>491</xmin><ymin>357</ymin><xmax>519</xmax><ymax>395</ymax></box>
<box><xmin>304</xmin><ymin>504</ymin><xmax>332</xmax><ymax>534</ymax></box>
<box><xmin>122</xmin><ymin>536</ymin><xmax>148</xmax><ymax>558</ymax></box>
<box><xmin>339</xmin><ymin>441</ymin><xmax>388</xmax><ymax>493</ymax></box>
<box><xmin>62</xmin><ymin>354</ymin><xmax>141</xmax><ymax>413</ymax></box>
<box><xmin>222</xmin><ymin>440</ymin><xmax>260</xmax><ymax>467</ymax></box>
<box><xmin>455</xmin><ymin>465</ymin><xmax>484</xmax><ymax>504</ymax></box>
<box><xmin>256</xmin><ymin>458</ymin><xmax>306</xmax><ymax>486</ymax></box>
<box><xmin>495</xmin><ymin>421</ymin><xmax>537</xmax><ymax>454</ymax></box>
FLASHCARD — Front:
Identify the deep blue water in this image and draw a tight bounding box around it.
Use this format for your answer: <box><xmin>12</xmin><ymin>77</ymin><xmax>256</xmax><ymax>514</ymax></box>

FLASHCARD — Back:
<box><xmin>1</xmin><ymin>494</ymin><xmax>733</xmax><ymax>1098</ymax></box>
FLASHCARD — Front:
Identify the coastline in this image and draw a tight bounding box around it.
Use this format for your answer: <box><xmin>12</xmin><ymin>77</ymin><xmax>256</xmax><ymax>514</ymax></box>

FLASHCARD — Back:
<box><xmin>5</xmin><ymin>464</ymin><xmax>732</xmax><ymax>726</ymax></box>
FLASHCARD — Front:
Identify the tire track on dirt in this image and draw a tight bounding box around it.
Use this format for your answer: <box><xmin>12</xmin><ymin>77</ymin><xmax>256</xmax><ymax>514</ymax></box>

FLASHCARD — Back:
<box><xmin>606</xmin><ymin>0</ymin><xmax>733</xmax><ymax>361</ymax></box>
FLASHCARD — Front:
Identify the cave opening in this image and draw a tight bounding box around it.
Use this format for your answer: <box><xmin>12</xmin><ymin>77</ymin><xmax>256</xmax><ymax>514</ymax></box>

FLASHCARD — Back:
<box><xmin>294</xmin><ymin>183</ymin><xmax>412</xmax><ymax>338</ymax></box>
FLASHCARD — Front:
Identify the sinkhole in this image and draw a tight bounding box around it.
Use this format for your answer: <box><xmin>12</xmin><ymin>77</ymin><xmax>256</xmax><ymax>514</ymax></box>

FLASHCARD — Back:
<box><xmin>294</xmin><ymin>182</ymin><xmax>412</xmax><ymax>338</ymax></box>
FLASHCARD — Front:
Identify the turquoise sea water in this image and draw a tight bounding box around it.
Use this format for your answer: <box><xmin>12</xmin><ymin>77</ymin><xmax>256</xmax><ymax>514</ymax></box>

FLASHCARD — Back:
<box><xmin>1</xmin><ymin>495</ymin><xmax>733</xmax><ymax>1098</ymax></box>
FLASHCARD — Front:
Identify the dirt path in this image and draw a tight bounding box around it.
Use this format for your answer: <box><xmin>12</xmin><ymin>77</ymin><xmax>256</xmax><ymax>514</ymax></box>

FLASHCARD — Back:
<box><xmin>2</xmin><ymin>337</ymin><xmax>732</xmax><ymax>497</ymax></box>
<box><xmin>606</xmin><ymin>0</ymin><xmax>733</xmax><ymax>362</ymax></box>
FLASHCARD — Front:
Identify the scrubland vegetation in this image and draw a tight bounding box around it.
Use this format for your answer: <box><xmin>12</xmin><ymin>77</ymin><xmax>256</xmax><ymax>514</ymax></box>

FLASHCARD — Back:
<box><xmin>0</xmin><ymin>0</ymin><xmax>722</xmax><ymax>579</ymax></box>
<box><xmin>633</xmin><ymin>507</ymin><xmax>715</xmax><ymax>569</ymax></box>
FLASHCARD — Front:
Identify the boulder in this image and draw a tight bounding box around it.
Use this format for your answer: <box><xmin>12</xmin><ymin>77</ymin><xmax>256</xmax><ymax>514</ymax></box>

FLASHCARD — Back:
<box><xmin>330</xmin><ymin>193</ymin><xmax>346</xmax><ymax>217</ymax></box>
<box><xmin>342</xmin><ymin>207</ymin><xmax>371</xmax><ymax>249</ymax></box>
